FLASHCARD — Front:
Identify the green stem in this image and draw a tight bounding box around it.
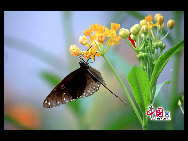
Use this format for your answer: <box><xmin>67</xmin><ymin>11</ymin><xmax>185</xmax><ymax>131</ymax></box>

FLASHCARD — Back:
<box><xmin>143</xmin><ymin>113</ymin><xmax>148</xmax><ymax>130</ymax></box>
<box><xmin>104</xmin><ymin>38</ymin><xmax>113</xmax><ymax>54</ymax></box>
<box><xmin>159</xmin><ymin>30</ymin><xmax>162</xmax><ymax>39</ymax></box>
<box><xmin>136</xmin><ymin>34</ymin><xmax>140</xmax><ymax>49</ymax></box>
<box><xmin>151</xmin><ymin>29</ymin><xmax>156</xmax><ymax>40</ymax></box>
<box><xmin>160</xmin><ymin>29</ymin><xmax>171</xmax><ymax>41</ymax></box>
<box><xmin>102</xmin><ymin>55</ymin><xmax>143</xmax><ymax>126</ymax></box>
<box><xmin>157</xmin><ymin>28</ymin><xmax>159</xmax><ymax>39</ymax></box>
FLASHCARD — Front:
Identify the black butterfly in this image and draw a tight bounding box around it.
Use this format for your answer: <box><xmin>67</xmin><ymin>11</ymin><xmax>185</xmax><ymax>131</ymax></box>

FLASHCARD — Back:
<box><xmin>43</xmin><ymin>59</ymin><xmax>126</xmax><ymax>108</ymax></box>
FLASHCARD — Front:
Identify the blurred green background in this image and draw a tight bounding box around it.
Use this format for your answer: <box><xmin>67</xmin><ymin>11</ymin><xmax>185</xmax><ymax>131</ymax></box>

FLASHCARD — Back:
<box><xmin>4</xmin><ymin>11</ymin><xmax>184</xmax><ymax>130</ymax></box>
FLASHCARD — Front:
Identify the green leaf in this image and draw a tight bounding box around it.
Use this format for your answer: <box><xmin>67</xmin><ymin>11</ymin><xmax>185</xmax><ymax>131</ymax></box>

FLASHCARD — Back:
<box><xmin>152</xmin><ymin>80</ymin><xmax>171</xmax><ymax>105</ymax></box>
<box><xmin>40</xmin><ymin>71</ymin><xmax>61</xmax><ymax>87</ymax></box>
<box><xmin>127</xmin><ymin>65</ymin><xmax>150</xmax><ymax>113</ymax></box>
<box><xmin>150</xmin><ymin>40</ymin><xmax>184</xmax><ymax>89</ymax></box>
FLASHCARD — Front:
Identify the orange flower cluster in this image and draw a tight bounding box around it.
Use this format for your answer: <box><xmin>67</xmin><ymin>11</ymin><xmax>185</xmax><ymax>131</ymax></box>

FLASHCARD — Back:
<box><xmin>7</xmin><ymin>104</ymin><xmax>40</xmax><ymax>129</ymax></box>
<box><xmin>69</xmin><ymin>23</ymin><xmax>121</xmax><ymax>60</ymax></box>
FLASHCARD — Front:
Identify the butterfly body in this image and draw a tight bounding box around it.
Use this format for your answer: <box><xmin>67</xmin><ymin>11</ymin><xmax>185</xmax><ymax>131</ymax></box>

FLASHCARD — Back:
<box><xmin>43</xmin><ymin>61</ymin><xmax>103</xmax><ymax>108</ymax></box>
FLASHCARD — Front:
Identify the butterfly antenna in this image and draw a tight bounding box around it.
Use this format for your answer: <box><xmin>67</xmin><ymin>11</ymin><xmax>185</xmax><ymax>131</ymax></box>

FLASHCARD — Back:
<box><xmin>100</xmin><ymin>83</ymin><xmax>127</xmax><ymax>106</ymax></box>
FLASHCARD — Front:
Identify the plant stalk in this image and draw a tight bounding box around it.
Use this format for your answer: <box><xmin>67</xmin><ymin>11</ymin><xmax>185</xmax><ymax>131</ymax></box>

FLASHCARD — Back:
<box><xmin>102</xmin><ymin>55</ymin><xmax>143</xmax><ymax>127</ymax></box>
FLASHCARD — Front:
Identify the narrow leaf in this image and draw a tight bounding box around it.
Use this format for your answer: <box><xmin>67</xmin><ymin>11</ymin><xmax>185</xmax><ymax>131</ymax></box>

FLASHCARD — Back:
<box><xmin>127</xmin><ymin>65</ymin><xmax>150</xmax><ymax>113</ymax></box>
<box><xmin>150</xmin><ymin>40</ymin><xmax>184</xmax><ymax>88</ymax></box>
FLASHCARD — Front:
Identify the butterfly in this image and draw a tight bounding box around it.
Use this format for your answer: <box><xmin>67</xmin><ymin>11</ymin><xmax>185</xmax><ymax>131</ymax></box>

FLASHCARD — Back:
<box><xmin>43</xmin><ymin>59</ymin><xmax>126</xmax><ymax>108</ymax></box>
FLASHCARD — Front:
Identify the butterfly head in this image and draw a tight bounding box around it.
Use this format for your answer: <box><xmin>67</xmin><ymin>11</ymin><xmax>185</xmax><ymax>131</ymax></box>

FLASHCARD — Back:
<box><xmin>79</xmin><ymin>60</ymin><xmax>89</xmax><ymax>69</ymax></box>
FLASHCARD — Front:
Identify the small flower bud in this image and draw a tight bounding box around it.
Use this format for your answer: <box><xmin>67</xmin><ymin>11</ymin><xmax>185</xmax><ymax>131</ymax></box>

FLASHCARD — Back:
<box><xmin>152</xmin><ymin>42</ymin><xmax>158</xmax><ymax>48</ymax></box>
<box><xmin>130</xmin><ymin>26</ymin><xmax>137</xmax><ymax>35</ymax></box>
<box><xmin>139</xmin><ymin>31</ymin><xmax>145</xmax><ymax>39</ymax></box>
<box><xmin>156</xmin><ymin>15</ymin><xmax>164</xmax><ymax>25</ymax></box>
<box><xmin>79</xmin><ymin>35</ymin><xmax>88</xmax><ymax>45</ymax></box>
<box><xmin>141</xmin><ymin>25</ymin><xmax>148</xmax><ymax>34</ymax></box>
<box><xmin>119</xmin><ymin>28</ymin><xmax>130</xmax><ymax>38</ymax></box>
<box><xmin>154</xmin><ymin>13</ymin><xmax>162</xmax><ymax>21</ymax></box>
<box><xmin>98</xmin><ymin>34</ymin><xmax>106</xmax><ymax>43</ymax></box>
<box><xmin>134</xmin><ymin>24</ymin><xmax>141</xmax><ymax>32</ymax></box>
<box><xmin>140</xmin><ymin>20</ymin><xmax>147</xmax><ymax>26</ymax></box>
<box><xmin>130</xmin><ymin>34</ymin><xmax>136</xmax><ymax>40</ymax></box>
<box><xmin>136</xmin><ymin>52</ymin><xmax>147</xmax><ymax>59</ymax></box>
<box><xmin>69</xmin><ymin>45</ymin><xmax>82</xmax><ymax>56</ymax></box>
<box><xmin>167</xmin><ymin>19</ymin><xmax>175</xmax><ymax>30</ymax></box>
<box><xmin>157</xmin><ymin>41</ymin><xmax>166</xmax><ymax>50</ymax></box>
<box><xmin>178</xmin><ymin>100</ymin><xmax>181</xmax><ymax>107</ymax></box>
<box><xmin>130</xmin><ymin>24</ymin><xmax>140</xmax><ymax>35</ymax></box>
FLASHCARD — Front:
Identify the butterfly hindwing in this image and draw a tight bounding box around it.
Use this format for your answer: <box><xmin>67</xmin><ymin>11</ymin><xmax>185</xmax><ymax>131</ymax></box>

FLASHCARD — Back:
<box><xmin>43</xmin><ymin>68</ymin><xmax>87</xmax><ymax>108</ymax></box>
<box><xmin>81</xmin><ymin>70</ymin><xmax>101</xmax><ymax>98</ymax></box>
<box><xmin>87</xmin><ymin>66</ymin><xmax>106</xmax><ymax>87</ymax></box>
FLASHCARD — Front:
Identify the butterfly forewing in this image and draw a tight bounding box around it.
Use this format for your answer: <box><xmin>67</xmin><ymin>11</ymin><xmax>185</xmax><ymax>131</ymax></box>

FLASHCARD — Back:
<box><xmin>43</xmin><ymin>68</ymin><xmax>87</xmax><ymax>108</ymax></box>
<box><xmin>87</xmin><ymin>66</ymin><xmax>106</xmax><ymax>87</ymax></box>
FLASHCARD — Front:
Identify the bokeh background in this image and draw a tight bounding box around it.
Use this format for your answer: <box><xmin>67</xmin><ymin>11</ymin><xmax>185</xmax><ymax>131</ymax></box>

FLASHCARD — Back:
<box><xmin>4</xmin><ymin>11</ymin><xmax>184</xmax><ymax>130</ymax></box>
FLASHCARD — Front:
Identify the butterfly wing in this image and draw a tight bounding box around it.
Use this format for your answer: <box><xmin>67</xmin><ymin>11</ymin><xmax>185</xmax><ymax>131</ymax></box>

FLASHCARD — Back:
<box><xmin>87</xmin><ymin>66</ymin><xmax>106</xmax><ymax>87</ymax></box>
<box><xmin>80</xmin><ymin>71</ymin><xmax>101</xmax><ymax>98</ymax></box>
<box><xmin>43</xmin><ymin>68</ymin><xmax>87</xmax><ymax>108</ymax></box>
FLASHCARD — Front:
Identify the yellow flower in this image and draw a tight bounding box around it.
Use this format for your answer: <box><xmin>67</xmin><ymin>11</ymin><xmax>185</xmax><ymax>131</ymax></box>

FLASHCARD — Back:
<box><xmin>83</xmin><ymin>29</ymin><xmax>92</xmax><ymax>36</ymax></box>
<box><xmin>69</xmin><ymin>45</ymin><xmax>82</xmax><ymax>56</ymax></box>
<box><xmin>82</xmin><ymin>46</ymin><xmax>100</xmax><ymax>60</ymax></box>
<box><xmin>90</xmin><ymin>23</ymin><xmax>105</xmax><ymax>34</ymax></box>
<box><xmin>83</xmin><ymin>23</ymin><xmax>106</xmax><ymax>47</ymax></box>
<box><xmin>77</xmin><ymin>23</ymin><xmax>121</xmax><ymax>60</ymax></box>
<box><xmin>89</xmin><ymin>46</ymin><xmax>100</xmax><ymax>60</ymax></box>
<box><xmin>145</xmin><ymin>15</ymin><xmax>153</xmax><ymax>22</ymax></box>
<box><xmin>104</xmin><ymin>23</ymin><xmax>121</xmax><ymax>46</ymax></box>
<box><xmin>111</xmin><ymin>23</ymin><xmax>120</xmax><ymax>31</ymax></box>
<box><xmin>82</xmin><ymin>50</ymin><xmax>91</xmax><ymax>59</ymax></box>
<box><xmin>98</xmin><ymin>34</ymin><xmax>106</xmax><ymax>43</ymax></box>
<box><xmin>79</xmin><ymin>35</ymin><xmax>88</xmax><ymax>45</ymax></box>
<box><xmin>144</xmin><ymin>14</ymin><xmax>158</xmax><ymax>29</ymax></box>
